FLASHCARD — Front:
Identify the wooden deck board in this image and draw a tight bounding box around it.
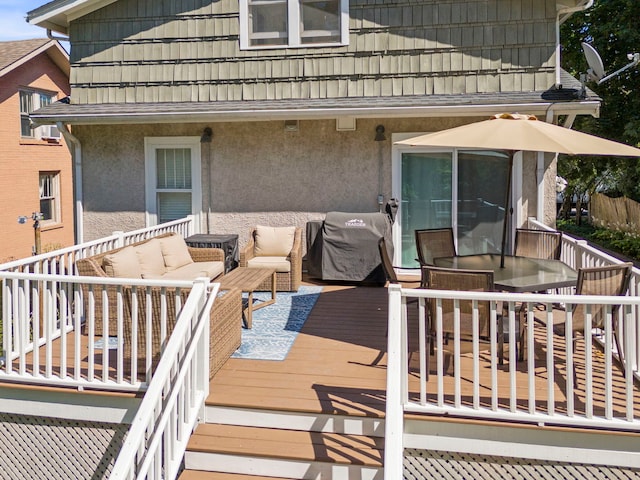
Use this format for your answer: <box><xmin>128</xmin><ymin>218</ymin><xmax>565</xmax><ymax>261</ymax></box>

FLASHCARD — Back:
<box><xmin>188</xmin><ymin>424</ymin><xmax>384</xmax><ymax>466</ymax></box>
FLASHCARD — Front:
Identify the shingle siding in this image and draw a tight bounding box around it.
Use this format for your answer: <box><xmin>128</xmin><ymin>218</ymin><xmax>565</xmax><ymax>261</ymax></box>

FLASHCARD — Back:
<box><xmin>67</xmin><ymin>0</ymin><xmax>557</xmax><ymax>104</ymax></box>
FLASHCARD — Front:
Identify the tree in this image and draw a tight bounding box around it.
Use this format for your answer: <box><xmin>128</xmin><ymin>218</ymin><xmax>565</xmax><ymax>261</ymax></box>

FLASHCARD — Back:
<box><xmin>559</xmin><ymin>0</ymin><xmax>640</xmax><ymax>205</ymax></box>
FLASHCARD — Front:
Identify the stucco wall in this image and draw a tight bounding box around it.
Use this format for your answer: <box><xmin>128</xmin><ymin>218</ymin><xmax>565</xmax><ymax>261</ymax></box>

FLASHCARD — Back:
<box><xmin>76</xmin><ymin>115</ymin><xmax>546</xmax><ymax>248</ymax></box>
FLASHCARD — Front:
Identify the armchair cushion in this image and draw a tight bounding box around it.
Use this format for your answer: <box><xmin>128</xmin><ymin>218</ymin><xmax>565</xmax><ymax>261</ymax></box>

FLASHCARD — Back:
<box><xmin>247</xmin><ymin>256</ymin><xmax>291</xmax><ymax>272</ymax></box>
<box><xmin>254</xmin><ymin>225</ymin><xmax>296</xmax><ymax>257</ymax></box>
<box><xmin>102</xmin><ymin>246</ymin><xmax>143</xmax><ymax>278</ymax></box>
<box><xmin>160</xmin><ymin>234</ymin><xmax>194</xmax><ymax>271</ymax></box>
<box><xmin>135</xmin><ymin>238</ymin><xmax>167</xmax><ymax>278</ymax></box>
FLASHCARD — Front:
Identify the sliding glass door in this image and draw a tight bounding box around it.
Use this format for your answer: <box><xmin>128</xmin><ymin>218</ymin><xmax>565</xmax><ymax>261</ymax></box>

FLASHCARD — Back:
<box><xmin>397</xmin><ymin>149</ymin><xmax>510</xmax><ymax>268</ymax></box>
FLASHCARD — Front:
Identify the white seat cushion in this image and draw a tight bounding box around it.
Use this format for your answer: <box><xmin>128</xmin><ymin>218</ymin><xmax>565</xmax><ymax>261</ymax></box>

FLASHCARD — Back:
<box><xmin>160</xmin><ymin>261</ymin><xmax>224</xmax><ymax>281</ymax></box>
<box><xmin>134</xmin><ymin>239</ymin><xmax>167</xmax><ymax>279</ymax></box>
<box><xmin>102</xmin><ymin>246</ymin><xmax>142</xmax><ymax>278</ymax></box>
<box><xmin>247</xmin><ymin>256</ymin><xmax>291</xmax><ymax>273</ymax></box>
<box><xmin>160</xmin><ymin>234</ymin><xmax>194</xmax><ymax>271</ymax></box>
<box><xmin>254</xmin><ymin>226</ymin><xmax>296</xmax><ymax>257</ymax></box>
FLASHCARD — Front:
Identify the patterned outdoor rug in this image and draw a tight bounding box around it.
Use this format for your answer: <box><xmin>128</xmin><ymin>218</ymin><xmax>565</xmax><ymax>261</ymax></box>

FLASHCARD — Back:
<box><xmin>231</xmin><ymin>285</ymin><xmax>323</xmax><ymax>361</ymax></box>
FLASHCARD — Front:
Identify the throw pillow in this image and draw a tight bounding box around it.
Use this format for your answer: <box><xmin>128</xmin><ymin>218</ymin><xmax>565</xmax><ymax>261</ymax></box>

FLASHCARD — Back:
<box><xmin>102</xmin><ymin>246</ymin><xmax>143</xmax><ymax>278</ymax></box>
<box><xmin>134</xmin><ymin>238</ymin><xmax>167</xmax><ymax>278</ymax></box>
<box><xmin>254</xmin><ymin>225</ymin><xmax>296</xmax><ymax>257</ymax></box>
<box><xmin>160</xmin><ymin>234</ymin><xmax>194</xmax><ymax>271</ymax></box>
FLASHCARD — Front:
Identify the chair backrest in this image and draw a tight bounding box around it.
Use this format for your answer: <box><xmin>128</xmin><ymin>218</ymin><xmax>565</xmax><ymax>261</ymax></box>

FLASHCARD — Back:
<box><xmin>514</xmin><ymin>228</ymin><xmax>562</xmax><ymax>260</ymax></box>
<box><xmin>572</xmin><ymin>262</ymin><xmax>633</xmax><ymax>331</ymax></box>
<box><xmin>378</xmin><ymin>237</ymin><xmax>398</xmax><ymax>284</ymax></box>
<box><xmin>415</xmin><ymin>228</ymin><xmax>456</xmax><ymax>266</ymax></box>
<box><xmin>422</xmin><ymin>265</ymin><xmax>494</xmax><ymax>337</ymax></box>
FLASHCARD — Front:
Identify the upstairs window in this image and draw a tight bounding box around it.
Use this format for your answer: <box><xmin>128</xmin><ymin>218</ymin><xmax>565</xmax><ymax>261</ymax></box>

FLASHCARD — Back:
<box><xmin>19</xmin><ymin>90</ymin><xmax>59</xmax><ymax>140</ymax></box>
<box><xmin>240</xmin><ymin>0</ymin><xmax>348</xmax><ymax>49</ymax></box>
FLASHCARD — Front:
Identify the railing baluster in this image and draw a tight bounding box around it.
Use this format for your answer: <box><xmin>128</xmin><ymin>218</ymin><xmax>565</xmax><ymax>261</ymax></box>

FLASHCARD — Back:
<box><xmin>545</xmin><ymin>304</ymin><xmax>555</xmax><ymax>417</ymax></box>
<box><xmin>526</xmin><ymin>303</ymin><xmax>536</xmax><ymax>415</ymax></box>
<box><xmin>418</xmin><ymin>297</ymin><xmax>427</xmax><ymax>405</ymax></box>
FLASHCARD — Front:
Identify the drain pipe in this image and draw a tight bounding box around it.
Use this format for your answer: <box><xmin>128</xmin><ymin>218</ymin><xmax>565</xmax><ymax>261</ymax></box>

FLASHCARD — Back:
<box><xmin>47</xmin><ymin>29</ymin><xmax>70</xmax><ymax>43</ymax></box>
<box><xmin>57</xmin><ymin>122</ymin><xmax>84</xmax><ymax>245</ymax></box>
<box><xmin>555</xmin><ymin>0</ymin><xmax>593</xmax><ymax>88</ymax></box>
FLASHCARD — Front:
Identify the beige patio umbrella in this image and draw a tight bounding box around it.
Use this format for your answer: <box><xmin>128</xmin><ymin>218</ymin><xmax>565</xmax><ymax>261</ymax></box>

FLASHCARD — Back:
<box><xmin>396</xmin><ymin>113</ymin><xmax>640</xmax><ymax>267</ymax></box>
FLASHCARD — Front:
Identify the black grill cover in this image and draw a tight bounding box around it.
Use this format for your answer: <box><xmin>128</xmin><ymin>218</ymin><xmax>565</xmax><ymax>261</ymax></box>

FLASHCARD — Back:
<box><xmin>306</xmin><ymin>211</ymin><xmax>393</xmax><ymax>284</ymax></box>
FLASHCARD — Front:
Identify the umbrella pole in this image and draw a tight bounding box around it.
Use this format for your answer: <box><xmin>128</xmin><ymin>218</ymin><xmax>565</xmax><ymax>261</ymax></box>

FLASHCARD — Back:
<box><xmin>500</xmin><ymin>152</ymin><xmax>514</xmax><ymax>268</ymax></box>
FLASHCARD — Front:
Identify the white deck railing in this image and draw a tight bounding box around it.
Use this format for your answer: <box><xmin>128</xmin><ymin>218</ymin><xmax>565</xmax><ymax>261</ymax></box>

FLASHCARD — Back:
<box><xmin>529</xmin><ymin>218</ymin><xmax>640</xmax><ymax>374</ymax></box>
<box><xmin>0</xmin><ymin>216</ymin><xmax>198</xmax><ymax>391</ymax></box>
<box><xmin>110</xmin><ymin>280</ymin><xmax>216</xmax><ymax>479</ymax></box>
<box><xmin>385</xmin><ymin>285</ymin><xmax>640</xmax><ymax>478</ymax></box>
<box><xmin>0</xmin><ymin>271</ymin><xmax>204</xmax><ymax>391</ymax></box>
<box><xmin>385</xmin><ymin>220</ymin><xmax>640</xmax><ymax>478</ymax></box>
<box><xmin>0</xmin><ymin>216</ymin><xmax>193</xmax><ymax>275</ymax></box>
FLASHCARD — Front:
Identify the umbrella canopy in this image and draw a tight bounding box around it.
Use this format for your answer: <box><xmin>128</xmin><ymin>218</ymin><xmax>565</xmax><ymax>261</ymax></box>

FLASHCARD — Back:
<box><xmin>397</xmin><ymin>113</ymin><xmax>640</xmax><ymax>156</ymax></box>
<box><xmin>395</xmin><ymin>113</ymin><xmax>640</xmax><ymax>267</ymax></box>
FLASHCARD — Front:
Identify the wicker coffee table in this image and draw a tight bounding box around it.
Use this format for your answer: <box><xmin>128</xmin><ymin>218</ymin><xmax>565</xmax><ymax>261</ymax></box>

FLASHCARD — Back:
<box><xmin>219</xmin><ymin>267</ymin><xmax>277</xmax><ymax>328</ymax></box>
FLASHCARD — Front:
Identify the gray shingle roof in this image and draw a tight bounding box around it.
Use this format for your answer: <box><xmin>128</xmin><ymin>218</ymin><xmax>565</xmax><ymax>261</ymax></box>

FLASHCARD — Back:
<box><xmin>0</xmin><ymin>38</ymin><xmax>51</xmax><ymax>73</ymax></box>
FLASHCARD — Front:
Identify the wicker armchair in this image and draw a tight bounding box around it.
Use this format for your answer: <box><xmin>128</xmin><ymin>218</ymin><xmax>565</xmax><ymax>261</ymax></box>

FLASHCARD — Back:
<box><xmin>240</xmin><ymin>226</ymin><xmax>302</xmax><ymax>292</ymax></box>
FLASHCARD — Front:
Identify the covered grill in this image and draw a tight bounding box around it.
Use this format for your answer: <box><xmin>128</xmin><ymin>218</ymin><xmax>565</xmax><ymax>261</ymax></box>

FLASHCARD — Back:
<box><xmin>306</xmin><ymin>204</ymin><xmax>396</xmax><ymax>284</ymax></box>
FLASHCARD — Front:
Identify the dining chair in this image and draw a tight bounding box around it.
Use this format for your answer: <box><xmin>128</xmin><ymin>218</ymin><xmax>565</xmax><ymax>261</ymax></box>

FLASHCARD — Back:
<box><xmin>374</xmin><ymin>237</ymin><xmax>421</xmax><ymax>368</ymax></box>
<box><xmin>415</xmin><ymin>228</ymin><xmax>456</xmax><ymax>266</ymax></box>
<box><xmin>514</xmin><ymin>228</ymin><xmax>562</xmax><ymax>260</ymax></box>
<box><xmin>422</xmin><ymin>265</ymin><xmax>508</xmax><ymax>365</ymax></box>
<box><xmin>378</xmin><ymin>237</ymin><xmax>421</xmax><ymax>288</ymax></box>
<box><xmin>549</xmin><ymin>262</ymin><xmax>632</xmax><ymax>381</ymax></box>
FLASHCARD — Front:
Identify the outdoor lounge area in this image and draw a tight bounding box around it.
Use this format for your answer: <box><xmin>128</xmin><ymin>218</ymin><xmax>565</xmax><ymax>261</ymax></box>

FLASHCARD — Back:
<box><xmin>1</xmin><ymin>216</ymin><xmax>639</xmax><ymax>478</ymax></box>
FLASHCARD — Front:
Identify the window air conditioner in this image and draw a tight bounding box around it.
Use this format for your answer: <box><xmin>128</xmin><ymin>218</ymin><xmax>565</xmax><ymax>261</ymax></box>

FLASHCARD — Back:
<box><xmin>41</xmin><ymin>124</ymin><xmax>61</xmax><ymax>140</ymax></box>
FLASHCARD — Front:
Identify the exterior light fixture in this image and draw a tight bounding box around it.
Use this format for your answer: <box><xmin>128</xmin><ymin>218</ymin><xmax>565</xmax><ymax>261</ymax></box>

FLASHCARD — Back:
<box><xmin>375</xmin><ymin>125</ymin><xmax>386</xmax><ymax>141</ymax></box>
<box><xmin>284</xmin><ymin>120</ymin><xmax>299</xmax><ymax>132</ymax></box>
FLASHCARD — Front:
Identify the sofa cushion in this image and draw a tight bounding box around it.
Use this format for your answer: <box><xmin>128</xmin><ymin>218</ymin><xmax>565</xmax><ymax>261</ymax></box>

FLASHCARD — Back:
<box><xmin>254</xmin><ymin>226</ymin><xmax>296</xmax><ymax>257</ymax></box>
<box><xmin>160</xmin><ymin>261</ymin><xmax>225</xmax><ymax>281</ymax></box>
<box><xmin>102</xmin><ymin>246</ymin><xmax>143</xmax><ymax>278</ymax></box>
<box><xmin>160</xmin><ymin>234</ymin><xmax>194</xmax><ymax>271</ymax></box>
<box><xmin>134</xmin><ymin>238</ymin><xmax>167</xmax><ymax>279</ymax></box>
<box><xmin>247</xmin><ymin>256</ymin><xmax>291</xmax><ymax>273</ymax></box>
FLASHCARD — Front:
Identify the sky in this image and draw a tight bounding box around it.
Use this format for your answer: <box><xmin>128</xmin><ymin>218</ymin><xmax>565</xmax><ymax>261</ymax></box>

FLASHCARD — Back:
<box><xmin>0</xmin><ymin>0</ymin><xmax>54</xmax><ymax>42</ymax></box>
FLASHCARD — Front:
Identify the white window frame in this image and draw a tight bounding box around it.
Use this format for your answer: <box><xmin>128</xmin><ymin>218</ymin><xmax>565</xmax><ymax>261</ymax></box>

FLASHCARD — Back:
<box><xmin>20</xmin><ymin>89</ymin><xmax>56</xmax><ymax>139</ymax></box>
<box><xmin>239</xmin><ymin>0</ymin><xmax>349</xmax><ymax>49</ymax></box>
<box><xmin>39</xmin><ymin>171</ymin><xmax>61</xmax><ymax>225</ymax></box>
<box><xmin>144</xmin><ymin>137</ymin><xmax>202</xmax><ymax>229</ymax></box>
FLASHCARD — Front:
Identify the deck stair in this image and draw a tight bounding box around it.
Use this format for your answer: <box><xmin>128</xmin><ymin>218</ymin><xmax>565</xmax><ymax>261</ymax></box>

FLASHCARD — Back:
<box><xmin>180</xmin><ymin>404</ymin><xmax>385</xmax><ymax>479</ymax></box>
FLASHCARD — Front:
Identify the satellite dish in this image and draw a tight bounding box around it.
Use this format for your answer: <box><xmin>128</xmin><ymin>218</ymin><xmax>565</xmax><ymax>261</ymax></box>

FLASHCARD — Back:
<box><xmin>582</xmin><ymin>42</ymin><xmax>605</xmax><ymax>82</ymax></box>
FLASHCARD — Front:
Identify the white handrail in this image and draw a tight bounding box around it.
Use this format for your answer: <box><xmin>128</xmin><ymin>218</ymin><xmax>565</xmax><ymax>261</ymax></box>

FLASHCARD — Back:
<box><xmin>529</xmin><ymin>218</ymin><xmax>640</xmax><ymax>374</ymax></box>
<box><xmin>384</xmin><ymin>283</ymin><xmax>640</xmax><ymax>478</ymax></box>
<box><xmin>110</xmin><ymin>280</ymin><xmax>217</xmax><ymax>479</ymax></box>
<box><xmin>1</xmin><ymin>272</ymin><xmax>195</xmax><ymax>391</ymax></box>
<box><xmin>0</xmin><ymin>217</ymin><xmax>194</xmax><ymax>274</ymax></box>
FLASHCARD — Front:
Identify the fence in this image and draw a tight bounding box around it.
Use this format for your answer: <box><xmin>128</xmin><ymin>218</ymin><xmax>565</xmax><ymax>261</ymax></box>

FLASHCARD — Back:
<box><xmin>591</xmin><ymin>193</ymin><xmax>640</xmax><ymax>233</ymax></box>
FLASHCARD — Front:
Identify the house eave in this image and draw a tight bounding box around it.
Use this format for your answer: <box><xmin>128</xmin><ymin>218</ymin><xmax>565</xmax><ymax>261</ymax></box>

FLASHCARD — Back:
<box><xmin>31</xmin><ymin>100</ymin><xmax>601</xmax><ymax>126</ymax></box>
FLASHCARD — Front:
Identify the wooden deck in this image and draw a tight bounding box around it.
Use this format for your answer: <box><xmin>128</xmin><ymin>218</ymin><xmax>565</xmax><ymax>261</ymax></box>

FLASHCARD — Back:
<box><xmin>209</xmin><ymin>280</ymin><xmax>640</xmax><ymax>423</ymax></box>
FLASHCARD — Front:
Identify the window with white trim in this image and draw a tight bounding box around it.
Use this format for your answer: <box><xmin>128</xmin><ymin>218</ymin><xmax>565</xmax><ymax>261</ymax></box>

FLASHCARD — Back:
<box><xmin>39</xmin><ymin>171</ymin><xmax>60</xmax><ymax>224</ymax></box>
<box><xmin>20</xmin><ymin>90</ymin><xmax>57</xmax><ymax>139</ymax></box>
<box><xmin>144</xmin><ymin>137</ymin><xmax>202</xmax><ymax>227</ymax></box>
<box><xmin>239</xmin><ymin>0</ymin><xmax>348</xmax><ymax>49</ymax></box>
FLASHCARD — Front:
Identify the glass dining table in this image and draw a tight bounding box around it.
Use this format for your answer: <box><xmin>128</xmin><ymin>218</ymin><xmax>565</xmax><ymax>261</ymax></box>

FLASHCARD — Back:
<box><xmin>433</xmin><ymin>253</ymin><xmax>578</xmax><ymax>293</ymax></box>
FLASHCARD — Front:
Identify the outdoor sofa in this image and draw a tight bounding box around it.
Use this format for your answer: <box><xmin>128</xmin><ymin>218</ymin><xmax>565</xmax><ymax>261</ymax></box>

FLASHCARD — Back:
<box><xmin>75</xmin><ymin>232</ymin><xmax>241</xmax><ymax>378</ymax></box>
